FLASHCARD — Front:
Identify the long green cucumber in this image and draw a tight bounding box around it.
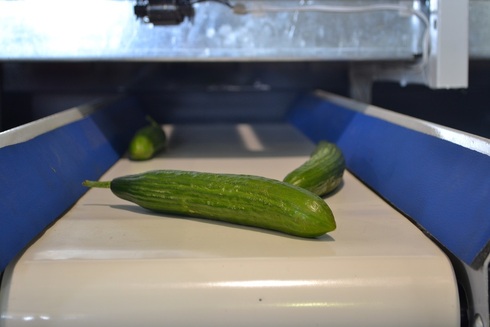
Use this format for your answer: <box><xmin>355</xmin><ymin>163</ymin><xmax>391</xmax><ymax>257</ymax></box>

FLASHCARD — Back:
<box><xmin>284</xmin><ymin>141</ymin><xmax>345</xmax><ymax>196</ymax></box>
<box><xmin>83</xmin><ymin>170</ymin><xmax>336</xmax><ymax>238</ymax></box>
<box><xmin>128</xmin><ymin>116</ymin><xmax>167</xmax><ymax>161</ymax></box>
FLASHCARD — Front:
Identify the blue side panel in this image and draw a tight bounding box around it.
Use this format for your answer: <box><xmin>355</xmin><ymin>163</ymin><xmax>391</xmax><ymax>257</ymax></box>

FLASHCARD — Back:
<box><xmin>0</xmin><ymin>98</ymin><xmax>147</xmax><ymax>272</ymax></box>
<box><xmin>290</xmin><ymin>94</ymin><xmax>490</xmax><ymax>268</ymax></box>
<box><xmin>288</xmin><ymin>95</ymin><xmax>357</xmax><ymax>144</ymax></box>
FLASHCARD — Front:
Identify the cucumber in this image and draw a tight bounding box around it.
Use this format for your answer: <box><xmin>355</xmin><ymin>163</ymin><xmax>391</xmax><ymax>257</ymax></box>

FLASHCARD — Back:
<box><xmin>284</xmin><ymin>141</ymin><xmax>345</xmax><ymax>197</ymax></box>
<box><xmin>83</xmin><ymin>170</ymin><xmax>336</xmax><ymax>238</ymax></box>
<box><xmin>128</xmin><ymin>116</ymin><xmax>167</xmax><ymax>161</ymax></box>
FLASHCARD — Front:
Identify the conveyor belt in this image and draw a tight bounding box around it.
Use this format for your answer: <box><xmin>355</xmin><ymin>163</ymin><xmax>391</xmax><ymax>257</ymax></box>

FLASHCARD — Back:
<box><xmin>1</xmin><ymin>120</ymin><xmax>458</xmax><ymax>327</ymax></box>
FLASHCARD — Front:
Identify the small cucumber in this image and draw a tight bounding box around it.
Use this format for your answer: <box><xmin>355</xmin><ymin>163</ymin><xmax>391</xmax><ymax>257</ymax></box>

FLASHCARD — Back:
<box><xmin>128</xmin><ymin>116</ymin><xmax>167</xmax><ymax>161</ymax></box>
<box><xmin>284</xmin><ymin>141</ymin><xmax>345</xmax><ymax>196</ymax></box>
<box><xmin>83</xmin><ymin>170</ymin><xmax>336</xmax><ymax>238</ymax></box>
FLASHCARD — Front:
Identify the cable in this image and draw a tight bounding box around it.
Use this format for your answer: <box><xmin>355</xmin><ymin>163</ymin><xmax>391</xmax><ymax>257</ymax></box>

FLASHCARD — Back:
<box><xmin>233</xmin><ymin>3</ymin><xmax>430</xmax><ymax>68</ymax></box>
<box><xmin>191</xmin><ymin>0</ymin><xmax>235</xmax><ymax>8</ymax></box>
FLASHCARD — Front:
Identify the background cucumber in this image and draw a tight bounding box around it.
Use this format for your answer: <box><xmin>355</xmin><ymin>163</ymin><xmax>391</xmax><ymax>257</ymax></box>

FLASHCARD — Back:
<box><xmin>128</xmin><ymin>116</ymin><xmax>167</xmax><ymax>160</ymax></box>
<box><xmin>284</xmin><ymin>141</ymin><xmax>345</xmax><ymax>196</ymax></box>
<box><xmin>83</xmin><ymin>170</ymin><xmax>336</xmax><ymax>238</ymax></box>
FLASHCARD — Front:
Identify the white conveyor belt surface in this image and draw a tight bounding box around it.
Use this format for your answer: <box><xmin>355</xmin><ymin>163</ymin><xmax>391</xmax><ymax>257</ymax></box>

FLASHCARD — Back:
<box><xmin>0</xmin><ymin>123</ymin><xmax>459</xmax><ymax>327</ymax></box>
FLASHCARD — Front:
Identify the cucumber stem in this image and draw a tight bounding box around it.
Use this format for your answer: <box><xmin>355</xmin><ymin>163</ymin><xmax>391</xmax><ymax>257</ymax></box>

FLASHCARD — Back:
<box><xmin>145</xmin><ymin>115</ymin><xmax>159</xmax><ymax>127</ymax></box>
<box><xmin>82</xmin><ymin>180</ymin><xmax>111</xmax><ymax>188</ymax></box>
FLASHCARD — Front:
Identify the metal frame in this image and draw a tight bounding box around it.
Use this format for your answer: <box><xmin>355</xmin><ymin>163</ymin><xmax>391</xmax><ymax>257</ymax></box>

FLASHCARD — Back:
<box><xmin>427</xmin><ymin>0</ymin><xmax>468</xmax><ymax>88</ymax></box>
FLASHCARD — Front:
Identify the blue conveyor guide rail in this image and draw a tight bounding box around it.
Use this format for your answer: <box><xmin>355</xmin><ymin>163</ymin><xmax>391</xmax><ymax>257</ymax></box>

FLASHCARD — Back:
<box><xmin>289</xmin><ymin>91</ymin><xmax>490</xmax><ymax>270</ymax></box>
<box><xmin>0</xmin><ymin>97</ymin><xmax>148</xmax><ymax>272</ymax></box>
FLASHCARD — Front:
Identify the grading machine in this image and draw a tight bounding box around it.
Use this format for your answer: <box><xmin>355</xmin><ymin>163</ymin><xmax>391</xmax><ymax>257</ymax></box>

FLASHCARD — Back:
<box><xmin>0</xmin><ymin>1</ymin><xmax>489</xmax><ymax>327</ymax></box>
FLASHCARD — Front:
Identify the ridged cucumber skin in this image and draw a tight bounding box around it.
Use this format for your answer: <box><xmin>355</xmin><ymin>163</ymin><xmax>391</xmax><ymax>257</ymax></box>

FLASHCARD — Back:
<box><xmin>109</xmin><ymin>170</ymin><xmax>336</xmax><ymax>238</ymax></box>
<box><xmin>283</xmin><ymin>141</ymin><xmax>345</xmax><ymax>197</ymax></box>
<box><xmin>128</xmin><ymin>118</ymin><xmax>166</xmax><ymax>161</ymax></box>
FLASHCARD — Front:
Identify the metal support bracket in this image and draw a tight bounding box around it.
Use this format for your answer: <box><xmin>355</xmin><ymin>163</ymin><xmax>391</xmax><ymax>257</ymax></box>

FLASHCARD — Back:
<box><xmin>427</xmin><ymin>0</ymin><xmax>468</xmax><ymax>88</ymax></box>
<box><xmin>350</xmin><ymin>0</ymin><xmax>469</xmax><ymax>102</ymax></box>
